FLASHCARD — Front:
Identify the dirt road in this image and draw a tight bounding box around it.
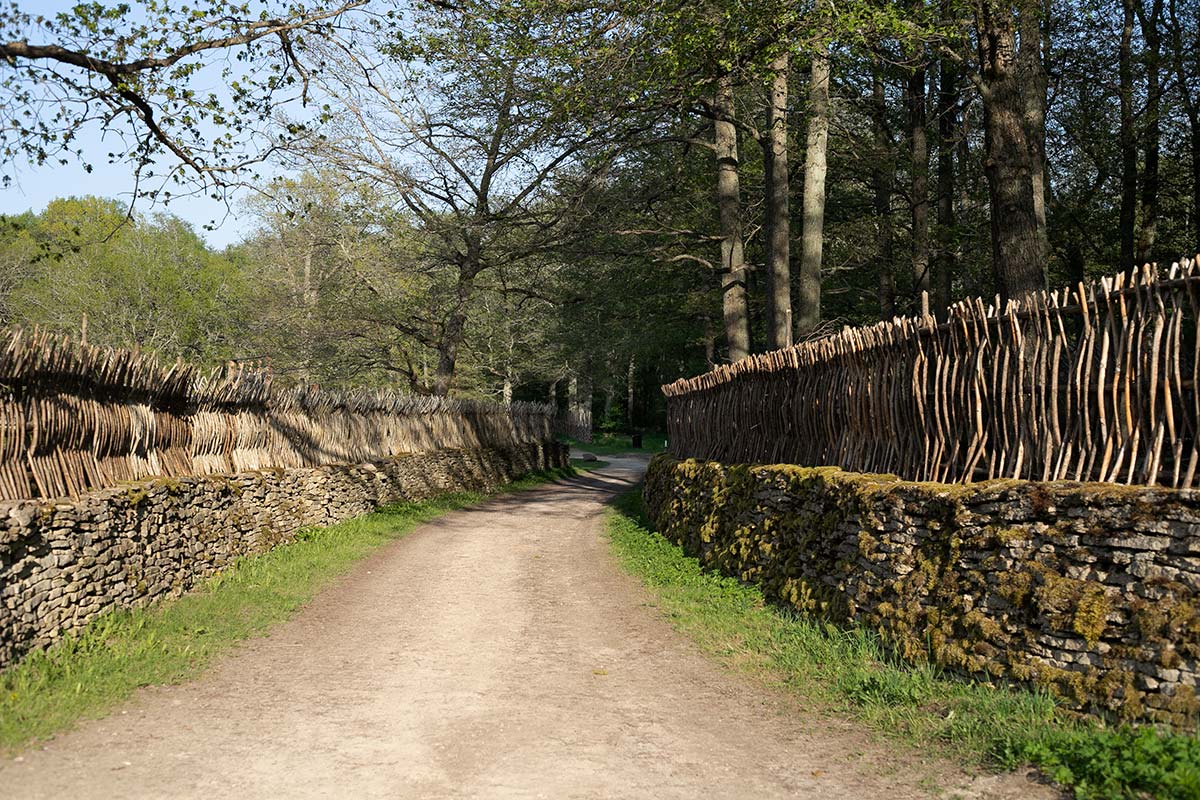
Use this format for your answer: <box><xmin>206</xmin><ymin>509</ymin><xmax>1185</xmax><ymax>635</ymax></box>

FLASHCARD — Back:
<box><xmin>2</xmin><ymin>457</ymin><xmax>1053</xmax><ymax>799</ymax></box>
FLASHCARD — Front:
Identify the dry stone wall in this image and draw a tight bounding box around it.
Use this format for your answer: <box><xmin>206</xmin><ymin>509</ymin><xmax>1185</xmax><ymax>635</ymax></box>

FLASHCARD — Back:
<box><xmin>644</xmin><ymin>455</ymin><xmax>1200</xmax><ymax>729</ymax></box>
<box><xmin>0</xmin><ymin>443</ymin><xmax>567</xmax><ymax>669</ymax></box>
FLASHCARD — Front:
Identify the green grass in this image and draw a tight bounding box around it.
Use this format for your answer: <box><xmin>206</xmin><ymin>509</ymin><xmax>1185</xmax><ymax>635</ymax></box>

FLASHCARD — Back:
<box><xmin>606</xmin><ymin>489</ymin><xmax>1200</xmax><ymax>800</ymax></box>
<box><xmin>0</xmin><ymin>466</ymin><xmax>577</xmax><ymax>752</ymax></box>
<box><xmin>566</xmin><ymin>431</ymin><xmax>666</xmax><ymax>455</ymax></box>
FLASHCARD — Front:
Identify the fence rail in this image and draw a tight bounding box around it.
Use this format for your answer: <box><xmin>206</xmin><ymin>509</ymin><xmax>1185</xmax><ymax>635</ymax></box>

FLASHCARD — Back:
<box><xmin>0</xmin><ymin>328</ymin><xmax>555</xmax><ymax>501</ymax></box>
<box><xmin>664</xmin><ymin>256</ymin><xmax>1200</xmax><ymax>488</ymax></box>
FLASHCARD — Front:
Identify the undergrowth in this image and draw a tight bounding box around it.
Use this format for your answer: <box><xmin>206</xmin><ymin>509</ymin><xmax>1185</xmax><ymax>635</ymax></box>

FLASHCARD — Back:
<box><xmin>606</xmin><ymin>489</ymin><xmax>1200</xmax><ymax>800</ymax></box>
<box><xmin>566</xmin><ymin>432</ymin><xmax>665</xmax><ymax>455</ymax></box>
<box><xmin>0</xmin><ymin>466</ymin><xmax>576</xmax><ymax>752</ymax></box>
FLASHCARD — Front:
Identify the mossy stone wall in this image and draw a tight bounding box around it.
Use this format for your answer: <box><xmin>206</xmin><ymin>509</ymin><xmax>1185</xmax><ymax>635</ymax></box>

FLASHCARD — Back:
<box><xmin>644</xmin><ymin>454</ymin><xmax>1200</xmax><ymax>729</ymax></box>
<box><xmin>0</xmin><ymin>443</ymin><xmax>567</xmax><ymax>670</ymax></box>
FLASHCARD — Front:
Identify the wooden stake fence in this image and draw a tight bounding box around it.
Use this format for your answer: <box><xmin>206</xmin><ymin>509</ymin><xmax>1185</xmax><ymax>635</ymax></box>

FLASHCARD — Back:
<box><xmin>555</xmin><ymin>407</ymin><xmax>593</xmax><ymax>443</ymax></box>
<box><xmin>0</xmin><ymin>328</ymin><xmax>555</xmax><ymax>501</ymax></box>
<box><xmin>664</xmin><ymin>257</ymin><xmax>1200</xmax><ymax>488</ymax></box>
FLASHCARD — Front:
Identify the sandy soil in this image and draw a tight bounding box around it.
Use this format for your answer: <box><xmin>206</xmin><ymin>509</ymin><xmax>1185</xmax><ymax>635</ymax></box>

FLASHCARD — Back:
<box><xmin>1</xmin><ymin>457</ymin><xmax>1058</xmax><ymax>799</ymax></box>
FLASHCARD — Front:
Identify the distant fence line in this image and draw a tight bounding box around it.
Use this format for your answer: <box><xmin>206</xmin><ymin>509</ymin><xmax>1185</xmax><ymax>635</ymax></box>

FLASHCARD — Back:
<box><xmin>664</xmin><ymin>256</ymin><xmax>1200</xmax><ymax>488</ymax></box>
<box><xmin>555</xmin><ymin>406</ymin><xmax>593</xmax><ymax>443</ymax></box>
<box><xmin>0</xmin><ymin>328</ymin><xmax>556</xmax><ymax>501</ymax></box>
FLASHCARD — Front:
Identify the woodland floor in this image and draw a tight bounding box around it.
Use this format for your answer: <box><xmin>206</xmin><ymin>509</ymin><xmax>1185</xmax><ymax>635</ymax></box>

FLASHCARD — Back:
<box><xmin>0</xmin><ymin>457</ymin><xmax>1058</xmax><ymax>799</ymax></box>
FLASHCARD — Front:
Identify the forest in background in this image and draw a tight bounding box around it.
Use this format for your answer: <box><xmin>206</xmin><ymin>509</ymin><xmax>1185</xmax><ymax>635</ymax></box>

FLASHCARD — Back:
<box><xmin>1</xmin><ymin>0</ymin><xmax>1198</xmax><ymax>432</ymax></box>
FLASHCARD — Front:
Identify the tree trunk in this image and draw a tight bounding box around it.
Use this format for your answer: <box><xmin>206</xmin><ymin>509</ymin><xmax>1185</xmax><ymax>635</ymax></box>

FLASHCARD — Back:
<box><xmin>872</xmin><ymin>64</ymin><xmax>896</xmax><ymax>319</ymax></box>
<box><xmin>763</xmin><ymin>52</ymin><xmax>792</xmax><ymax>350</ymax></box>
<box><xmin>714</xmin><ymin>73</ymin><xmax>751</xmax><ymax>361</ymax></box>
<box><xmin>933</xmin><ymin>30</ymin><xmax>958</xmax><ymax>319</ymax></box>
<box><xmin>1017</xmin><ymin>0</ymin><xmax>1049</xmax><ymax>264</ymax></box>
<box><xmin>626</xmin><ymin>354</ymin><xmax>635</xmax><ymax>427</ymax></box>
<box><xmin>975</xmin><ymin>0</ymin><xmax>1046</xmax><ymax>300</ymax></box>
<box><xmin>433</xmin><ymin>307</ymin><xmax>467</xmax><ymax>396</ymax></box>
<box><xmin>798</xmin><ymin>46</ymin><xmax>831</xmax><ymax>336</ymax></box>
<box><xmin>1119</xmin><ymin>0</ymin><xmax>1138</xmax><ymax>271</ymax></box>
<box><xmin>1193</xmin><ymin>119</ymin><xmax>1200</xmax><ymax>253</ymax></box>
<box><xmin>1137</xmin><ymin>0</ymin><xmax>1164</xmax><ymax>265</ymax></box>
<box><xmin>1168</xmin><ymin>0</ymin><xmax>1200</xmax><ymax>251</ymax></box>
<box><xmin>502</xmin><ymin>332</ymin><xmax>515</xmax><ymax>405</ymax></box>
<box><xmin>577</xmin><ymin>373</ymin><xmax>592</xmax><ymax>416</ymax></box>
<box><xmin>431</xmin><ymin>240</ymin><xmax>485</xmax><ymax>395</ymax></box>
<box><xmin>908</xmin><ymin>52</ymin><xmax>931</xmax><ymax>299</ymax></box>
<box><xmin>300</xmin><ymin>242</ymin><xmax>316</xmax><ymax>384</ymax></box>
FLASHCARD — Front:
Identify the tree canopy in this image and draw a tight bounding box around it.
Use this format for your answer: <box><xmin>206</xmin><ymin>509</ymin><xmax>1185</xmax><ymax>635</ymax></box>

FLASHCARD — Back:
<box><xmin>2</xmin><ymin>0</ymin><xmax>1198</xmax><ymax>429</ymax></box>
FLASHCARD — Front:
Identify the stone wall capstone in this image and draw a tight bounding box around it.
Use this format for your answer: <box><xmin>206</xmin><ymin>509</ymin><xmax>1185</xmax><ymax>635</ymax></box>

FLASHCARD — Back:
<box><xmin>0</xmin><ymin>442</ymin><xmax>567</xmax><ymax>670</ymax></box>
<box><xmin>644</xmin><ymin>454</ymin><xmax>1200</xmax><ymax>729</ymax></box>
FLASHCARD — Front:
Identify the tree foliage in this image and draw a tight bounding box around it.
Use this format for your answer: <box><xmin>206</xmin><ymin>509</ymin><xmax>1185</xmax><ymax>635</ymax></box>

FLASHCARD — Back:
<box><xmin>1</xmin><ymin>0</ymin><xmax>1198</xmax><ymax>428</ymax></box>
<box><xmin>0</xmin><ymin>0</ymin><xmax>368</xmax><ymax>200</ymax></box>
<box><xmin>2</xmin><ymin>196</ymin><xmax>248</xmax><ymax>360</ymax></box>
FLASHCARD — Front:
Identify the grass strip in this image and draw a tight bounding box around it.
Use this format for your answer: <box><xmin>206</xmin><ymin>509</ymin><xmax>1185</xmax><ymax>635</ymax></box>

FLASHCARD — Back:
<box><xmin>606</xmin><ymin>489</ymin><xmax>1200</xmax><ymax>800</ymax></box>
<box><xmin>0</xmin><ymin>466</ymin><xmax>577</xmax><ymax>752</ymax></box>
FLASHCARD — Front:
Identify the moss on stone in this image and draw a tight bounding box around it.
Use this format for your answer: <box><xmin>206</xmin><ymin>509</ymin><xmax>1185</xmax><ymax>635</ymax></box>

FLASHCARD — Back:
<box><xmin>1073</xmin><ymin>585</ymin><xmax>1112</xmax><ymax>646</ymax></box>
<box><xmin>644</xmin><ymin>453</ymin><xmax>1200</xmax><ymax>730</ymax></box>
<box><xmin>1166</xmin><ymin>685</ymin><xmax>1200</xmax><ymax>719</ymax></box>
<box><xmin>122</xmin><ymin>485</ymin><xmax>150</xmax><ymax>506</ymax></box>
<box><xmin>151</xmin><ymin>477</ymin><xmax>184</xmax><ymax>495</ymax></box>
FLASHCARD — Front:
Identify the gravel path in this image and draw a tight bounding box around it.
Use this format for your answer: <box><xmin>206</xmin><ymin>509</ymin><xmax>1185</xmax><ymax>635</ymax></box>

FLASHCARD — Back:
<box><xmin>1</xmin><ymin>457</ymin><xmax>1056</xmax><ymax>799</ymax></box>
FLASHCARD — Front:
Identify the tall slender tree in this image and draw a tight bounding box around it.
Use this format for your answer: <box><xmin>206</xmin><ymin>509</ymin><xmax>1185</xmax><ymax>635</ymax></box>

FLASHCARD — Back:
<box><xmin>873</xmin><ymin>61</ymin><xmax>897</xmax><ymax>319</ymax></box>
<box><xmin>1119</xmin><ymin>0</ymin><xmax>1139</xmax><ymax>270</ymax></box>
<box><xmin>1018</xmin><ymin>0</ymin><xmax>1050</xmax><ymax>264</ymax></box>
<box><xmin>907</xmin><ymin>43</ymin><xmax>932</xmax><ymax>299</ymax></box>
<box><xmin>932</xmin><ymin>25</ymin><xmax>959</xmax><ymax>317</ymax></box>
<box><xmin>713</xmin><ymin>73</ymin><xmax>752</xmax><ymax>361</ymax></box>
<box><xmin>798</xmin><ymin>44</ymin><xmax>831</xmax><ymax>335</ymax></box>
<box><xmin>1169</xmin><ymin>0</ymin><xmax>1200</xmax><ymax>251</ymax></box>
<box><xmin>763</xmin><ymin>51</ymin><xmax>792</xmax><ymax>349</ymax></box>
<box><xmin>1137</xmin><ymin>0</ymin><xmax>1165</xmax><ymax>264</ymax></box>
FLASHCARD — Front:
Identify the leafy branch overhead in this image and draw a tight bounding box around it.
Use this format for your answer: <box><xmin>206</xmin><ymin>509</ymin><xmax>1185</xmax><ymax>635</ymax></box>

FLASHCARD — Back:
<box><xmin>0</xmin><ymin>1</ymin><xmax>368</xmax><ymax>197</ymax></box>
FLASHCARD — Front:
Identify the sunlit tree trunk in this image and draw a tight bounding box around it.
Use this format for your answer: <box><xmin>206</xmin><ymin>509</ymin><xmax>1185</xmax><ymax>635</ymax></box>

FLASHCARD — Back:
<box><xmin>713</xmin><ymin>73</ymin><xmax>750</xmax><ymax>361</ymax></box>
<box><xmin>763</xmin><ymin>52</ymin><xmax>792</xmax><ymax>350</ymax></box>
<box><xmin>798</xmin><ymin>45</ymin><xmax>830</xmax><ymax>336</ymax></box>
<box><xmin>872</xmin><ymin>64</ymin><xmax>896</xmax><ymax>319</ymax></box>
<box><xmin>974</xmin><ymin>0</ymin><xmax>1046</xmax><ymax>299</ymax></box>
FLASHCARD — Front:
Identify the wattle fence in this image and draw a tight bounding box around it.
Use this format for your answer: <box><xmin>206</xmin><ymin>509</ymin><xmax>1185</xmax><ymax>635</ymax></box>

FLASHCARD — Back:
<box><xmin>555</xmin><ymin>406</ymin><xmax>593</xmax><ymax>443</ymax></box>
<box><xmin>0</xmin><ymin>328</ymin><xmax>556</xmax><ymax>501</ymax></box>
<box><xmin>664</xmin><ymin>256</ymin><xmax>1200</xmax><ymax>488</ymax></box>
